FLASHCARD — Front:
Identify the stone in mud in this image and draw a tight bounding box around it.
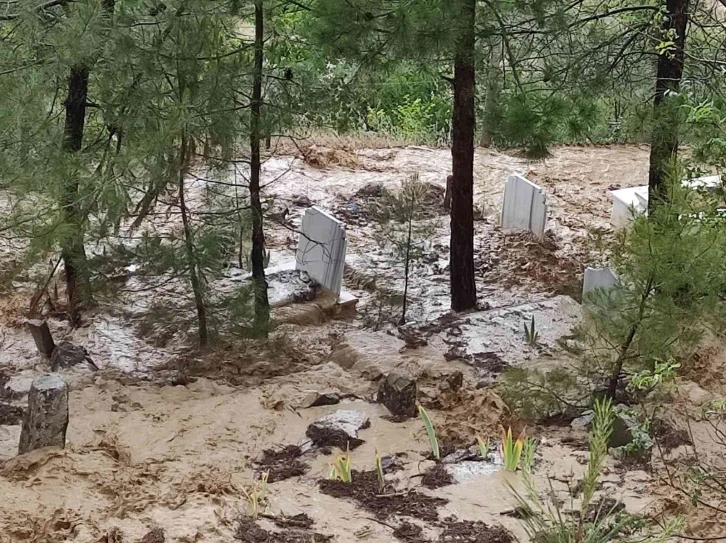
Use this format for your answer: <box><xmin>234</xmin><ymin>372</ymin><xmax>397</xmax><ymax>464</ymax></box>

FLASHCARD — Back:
<box><xmin>292</xmin><ymin>195</ymin><xmax>313</xmax><ymax>207</ymax></box>
<box><xmin>305</xmin><ymin>410</ymin><xmax>370</xmax><ymax>449</ymax></box>
<box><xmin>26</xmin><ymin>319</ymin><xmax>55</xmax><ymax>358</ymax></box>
<box><xmin>139</xmin><ymin>528</ymin><xmax>165</xmax><ymax>543</ymax></box>
<box><xmin>18</xmin><ymin>373</ymin><xmax>69</xmax><ymax>454</ymax></box>
<box><xmin>608</xmin><ymin>415</ymin><xmax>634</xmax><ymax>449</ymax></box>
<box><xmin>378</xmin><ymin>372</ymin><xmax>417</xmax><ymax>418</ymax></box>
<box><xmin>571</xmin><ymin>410</ymin><xmax>595</xmax><ymax>429</ymax></box>
<box><xmin>51</xmin><ymin>341</ymin><xmax>98</xmax><ymax>371</ymax></box>
<box><xmin>443</xmin><ymin>371</ymin><xmax>464</xmax><ymax>393</ymax></box>
<box><xmin>299</xmin><ymin>391</ymin><xmax>341</xmax><ymax>409</ymax></box>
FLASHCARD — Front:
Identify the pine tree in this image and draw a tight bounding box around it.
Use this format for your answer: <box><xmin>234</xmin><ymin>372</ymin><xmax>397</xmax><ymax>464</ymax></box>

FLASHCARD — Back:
<box><xmin>249</xmin><ymin>0</ymin><xmax>271</xmax><ymax>335</ymax></box>
<box><xmin>648</xmin><ymin>0</ymin><xmax>689</xmax><ymax>211</ymax></box>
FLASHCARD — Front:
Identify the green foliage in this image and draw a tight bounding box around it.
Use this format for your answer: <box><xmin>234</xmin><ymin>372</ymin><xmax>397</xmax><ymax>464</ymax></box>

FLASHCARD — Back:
<box><xmin>501</xmin><ymin>366</ymin><xmax>586</xmax><ymax>421</ymax></box>
<box><xmin>510</xmin><ymin>397</ymin><xmax>684</xmax><ymax>542</ymax></box>
<box><xmin>500</xmin><ymin>426</ymin><xmax>529</xmax><ymax>472</ymax></box>
<box><xmin>524</xmin><ymin>316</ymin><xmax>539</xmax><ymax>347</ymax></box>
<box><xmin>418</xmin><ymin>404</ymin><xmax>440</xmax><ymax>461</ymax></box>
<box><xmin>506</xmin><ymin>165</ymin><xmax>726</xmax><ymax>420</ymax></box>
<box><xmin>476</xmin><ymin>436</ymin><xmax>490</xmax><ymax>459</ymax></box>
<box><xmin>241</xmin><ymin>471</ymin><xmax>269</xmax><ymax>520</ymax></box>
<box><xmin>372</xmin><ymin>173</ymin><xmax>439</xmax><ymax>324</ymax></box>
<box><xmin>330</xmin><ymin>447</ymin><xmax>353</xmax><ymax>483</ymax></box>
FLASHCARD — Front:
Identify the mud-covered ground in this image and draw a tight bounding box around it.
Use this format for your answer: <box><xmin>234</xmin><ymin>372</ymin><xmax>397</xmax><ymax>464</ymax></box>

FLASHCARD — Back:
<box><xmin>1</xmin><ymin>143</ymin><xmax>725</xmax><ymax>542</ymax></box>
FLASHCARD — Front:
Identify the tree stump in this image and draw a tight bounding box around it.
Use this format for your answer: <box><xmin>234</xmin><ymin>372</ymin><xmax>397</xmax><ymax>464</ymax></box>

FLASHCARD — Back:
<box><xmin>18</xmin><ymin>373</ymin><xmax>69</xmax><ymax>454</ymax></box>
<box><xmin>26</xmin><ymin>319</ymin><xmax>56</xmax><ymax>358</ymax></box>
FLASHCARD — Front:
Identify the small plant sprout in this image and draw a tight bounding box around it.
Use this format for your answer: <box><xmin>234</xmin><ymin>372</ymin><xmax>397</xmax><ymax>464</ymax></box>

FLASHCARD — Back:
<box><xmin>418</xmin><ymin>404</ymin><xmax>440</xmax><ymax>460</ymax></box>
<box><xmin>476</xmin><ymin>436</ymin><xmax>490</xmax><ymax>459</ymax></box>
<box><xmin>501</xmin><ymin>426</ymin><xmax>527</xmax><ymax>471</ymax></box>
<box><xmin>330</xmin><ymin>445</ymin><xmax>353</xmax><ymax>483</ymax></box>
<box><xmin>375</xmin><ymin>450</ymin><xmax>385</xmax><ymax>493</ymax></box>
<box><xmin>524</xmin><ymin>316</ymin><xmax>539</xmax><ymax>347</ymax></box>
<box><xmin>241</xmin><ymin>471</ymin><xmax>269</xmax><ymax>519</ymax></box>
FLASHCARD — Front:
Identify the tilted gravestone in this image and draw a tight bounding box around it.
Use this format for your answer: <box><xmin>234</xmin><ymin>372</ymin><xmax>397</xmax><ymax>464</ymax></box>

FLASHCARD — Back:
<box><xmin>296</xmin><ymin>207</ymin><xmax>347</xmax><ymax>296</ymax></box>
<box><xmin>26</xmin><ymin>319</ymin><xmax>56</xmax><ymax>358</ymax></box>
<box><xmin>500</xmin><ymin>174</ymin><xmax>547</xmax><ymax>239</ymax></box>
<box><xmin>18</xmin><ymin>373</ymin><xmax>69</xmax><ymax>454</ymax></box>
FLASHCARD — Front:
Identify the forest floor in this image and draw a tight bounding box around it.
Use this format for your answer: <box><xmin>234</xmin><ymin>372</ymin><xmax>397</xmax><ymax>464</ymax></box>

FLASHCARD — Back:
<box><xmin>0</xmin><ymin>142</ymin><xmax>725</xmax><ymax>542</ymax></box>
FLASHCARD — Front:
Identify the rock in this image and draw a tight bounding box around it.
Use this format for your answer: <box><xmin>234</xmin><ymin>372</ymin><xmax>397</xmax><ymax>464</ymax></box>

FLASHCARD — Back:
<box><xmin>26</xmin><ymin>319</ymin><xmax>55</xmax><ymax>358</ymax></box>
<box><xmin>51</xmin><ymin>341</ymin><xmax>98</xmax><ymax>371</ymax></box>
<box><xmin>292</xmin><ymin>195</ymin><xmax>313</xmax><ymax>207</ymax></box>
<box><xmin>139</xmin><ymin>528</ymin><xmax>165</xmax><ymax>543</ymax></box>
<box><xmin>378</xmin><ymin>373</ymin><xmax>417</xmax><ymax>418</ymax></box>
<box><xmin>380</xmin><ymin>454</ymin><xmax>402</xmax><ymax>473</ymax></box>
<box><xmin>305</xmin><ymin>410</ymin><xmax>370</xmax><ymax>449</ymax></box>
<box><xmin>18</xmin><ymin>373</ymin><xmax>69</xmax><ymax>454</ymax></box>
<box><xmin>571</xmin><ymin>410</ymin><xmax>595</xmax><ymax>429</ymax></box>
<box><xmin>608</xmin><ymin>416</ymin><xmax>634</xmax><ymax>448</ymax></box>
<box><xmin>5</xmin><ymin>377</ymin><xmax>34</xmax><ymax>397</ymax></box>
<box><xmin>0</xmin><ymin>403</ymin><xmax>23</xmax><ymax>425</ymax></box>
<box><xmin>443</xmin><ymin>371</ymin><xmax>463</xmax><ymax>392</ymax></box>
<box><xmin>442</xmin><ymin>446</ymin><xmax>479</xmax><ymax>465</ymax></box>
<box><xmin>299</xmin><ymin>391</ymin><xmax>341</xmax><ymax>409</ymax></box>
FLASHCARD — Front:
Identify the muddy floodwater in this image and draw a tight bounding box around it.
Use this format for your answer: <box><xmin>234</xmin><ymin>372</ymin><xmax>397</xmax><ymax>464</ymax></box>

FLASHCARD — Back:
<box><xmin>1</xmin><ymin>143</ymin><xmax>724</xmax><ymax>542</ymax></box>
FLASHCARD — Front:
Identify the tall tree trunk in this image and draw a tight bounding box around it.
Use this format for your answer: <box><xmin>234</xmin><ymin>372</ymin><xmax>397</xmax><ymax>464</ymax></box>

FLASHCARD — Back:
<box><xmin>178</xmin><ymin>133</ymin><xmax>209</xmax><ymax>347</ymax></box>
<box><xmin>61</xmin><ymin>64</ymin><xmax>90</xmax><ymax>326</ymax></box>
<box><xmin>450</xmin><ymin>0</ymin><xmax>477</xmax><ymax>312</ymax></box>
<box><xmin>250</xmin><ymin>0</ymin><xmax>270</xmax><ymax>335</ymax></box>
<box><xmin>59</xmin><ymin>0</ymin><xmax>115</xmax><ymax>326</ymax></box>
<box><xmin>647</xmin><ymin>0</ymin><xmax>688</xmax><ymax>212</ymax></box>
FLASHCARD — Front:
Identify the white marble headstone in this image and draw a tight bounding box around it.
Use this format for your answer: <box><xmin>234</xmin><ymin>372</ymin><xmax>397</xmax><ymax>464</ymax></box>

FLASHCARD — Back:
<box><xmin>610</xmin><ymin>185</ymin><xmax>648</xmax><ymax>229</ymax></box>
<box><xmin>582</xmin><ymin>267</ymin><xmax>619</xmax><ymax>299</ymax></box>
<box><xmin>296</xmin><ymin>207</ymin><xmax>347</xmax><ymax>296</ymax></box>
<box><xmin>500</xmin><ymin>174</ymin><xmax>547</xmax><ymax>238</ymax></box>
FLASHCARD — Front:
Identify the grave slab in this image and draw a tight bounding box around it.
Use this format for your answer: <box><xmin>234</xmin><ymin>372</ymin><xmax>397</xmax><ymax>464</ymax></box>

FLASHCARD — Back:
<box><xmin>296</xmin><ymin>207</ymin><xmax>347</xmax><ymax>295</ymax></box>
<box><xmin>610</xmin><ymin>185</ymin><xmax>648</xmax><ymax>228</ymax></box>
<box><xmin>582</xmin><ymin>267</ymin><xmax>619</xmax><ymax>298</ymax></box>
<box><xmin>500</xmin><ymin>174</ymin><xmax>547</xmax><ymax>238</ymax></box>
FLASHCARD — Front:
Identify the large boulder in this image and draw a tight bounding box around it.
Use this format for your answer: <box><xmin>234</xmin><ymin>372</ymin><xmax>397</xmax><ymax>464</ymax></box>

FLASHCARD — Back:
<box><xmin>378</xmin><ymin>372</ymin><xmax>417</xmax><ymax>418</ymax></box>
<box><xmin>305</xmin><ymin>410</ymin><xmax>370</xmax><ymax>449</ymax></box>
<box><xmin>18</xmin><ymin>373</ymin><xmax>69</xmax><ymax>454</ymax></box>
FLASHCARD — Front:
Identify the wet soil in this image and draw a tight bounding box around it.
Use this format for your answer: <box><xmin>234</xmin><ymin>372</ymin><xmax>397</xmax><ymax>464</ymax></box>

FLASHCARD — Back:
<box><xmin>437</xmin><ymin>517</ymin><xmax>514</xmax><ymax>543</ymax></box>
<box><xmin>235</xmin><ymin>518</ymin><xmax>332</xmax><ymax>543</ymax></box>
<box><xmin>319</xmin><ymin>470</ymin><xmax>447</xmax><ymax>522</ymax></box>
<box><xmin>421</xmin><ymin>463</ymin><xmax>455</xmax><ymax>490</ymax></box>
<box><xmin>257</xmin><ymin>445</ymin><xmax>310</xmax><ymax>483</ymax></box>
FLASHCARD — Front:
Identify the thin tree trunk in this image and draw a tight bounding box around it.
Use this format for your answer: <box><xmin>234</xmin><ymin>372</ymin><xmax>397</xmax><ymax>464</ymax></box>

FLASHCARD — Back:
<box><xmin>647</xmin><ymin>0</ymin><xmax>688</xmax><ymax>212</ymax></box>
<box><xmin>606</xmin><ymin>275</ymin><xmax>654</xmax><ymax>399</ymax></box>
<box><xmin>450</xmin><ymin>0</ymin><xmax>477</xmax><ymax>312</ymax></box>
<box><xmin>400</xmin><ymin>200</ymin><xmax>414</xmax><ymax>325</ymax></box>
<box><xmin>178</xmin><ymin>134</ymin><xmax>208</xmax><ymax>347</ymax></box>
<box><xmin>250</xmin><ymin>0</ymin><xmax>270</xmax><ymax>335</ymax></box>
<box><xmin>61</xmin><ymin>64</ymin><xmax>90</xmax><ymax>326</ymax></box>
